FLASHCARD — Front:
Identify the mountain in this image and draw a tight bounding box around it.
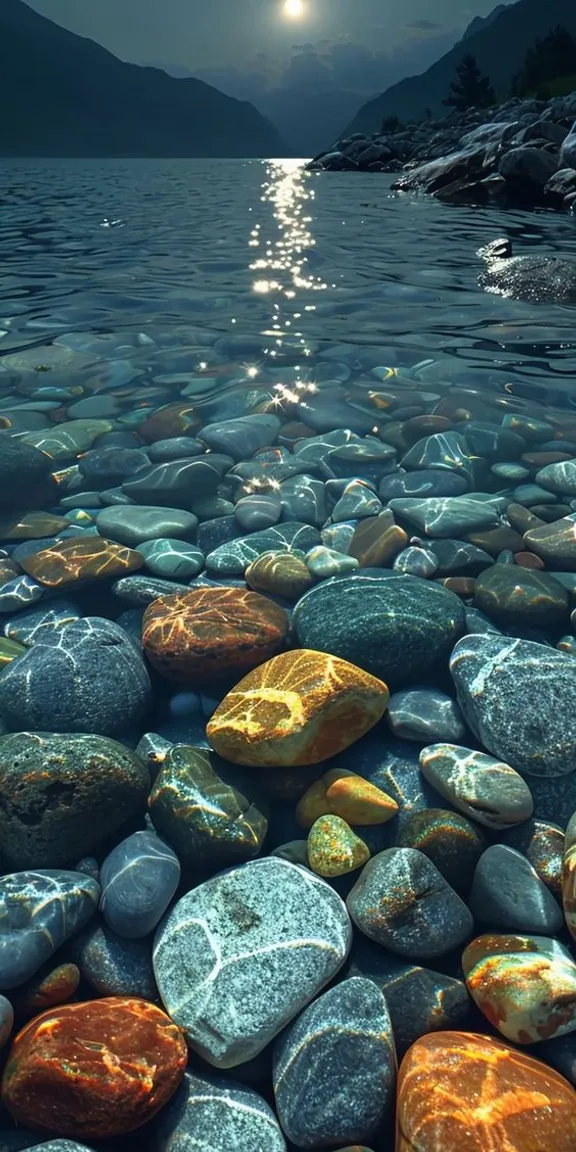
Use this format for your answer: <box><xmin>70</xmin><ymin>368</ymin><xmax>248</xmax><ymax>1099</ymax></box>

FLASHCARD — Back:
<box><xmin>0</xmin><ymin>0</ymin><xmax>284</xmax><ymax>157</ymax></box>
<box><xmin>343</xmin><ymin>0</ymin><xmax>576</xmax><ymax>135</ymax></box>
<box><xmin>255</xmin><ymin>90</ymin><xmax>368</xmax><ymax>158</ymax></box>
<box><xmin>462</xmin><ymin>4</ymin><xmax>508</xmax><ymax>40</ymax></box>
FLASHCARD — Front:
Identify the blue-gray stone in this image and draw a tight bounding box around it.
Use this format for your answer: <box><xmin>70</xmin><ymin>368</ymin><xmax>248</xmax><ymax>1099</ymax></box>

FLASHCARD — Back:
<box><xmin>279</xmin><ymin>476</ymin><xmax>327</xmax><ymax>527</ymax></box>
<box><xmin>388</xmin><ymin>496</ymin><xmax>500</xmax><ymax>537</ymax></box>
<box><xmin>136</xmin><ymin>538</ymin><xmax>204</xmax><ymax>579</ymax></box>
<box><xmin>0</xmin><ymin>617</ymin><xmax>151</xmax><ymax>737</ymax></box>
<box><xmin>153</xmin><ymin>857</ymin><xmax>352</xmax><ymax>1067</ymax></box>
<box><xmin>469</xmin><ymin>844</ymin><xmax>563</xmax><ymax>934</ymax></box>
<box><xmin>200</xmin><ymin>415</ymin><xmax>280</xmax><ymax>461</ymax></box>
<box><xmin>68</xmin><ymin>916</ymin><xmax>158</xmax><ymax>1000</ymax></box>
<box><xmin>111</xmin><ymin>575</ymin><xmax>191</xmax><ymax>605</ymax></box>
<box><xmin>379</xmin><ymin>469</ymin><xmax>468</xmax><ymax>501</ymax></box>
<box><xmin>122</xmin><ymin>455</ymin><xmax>233</xmax><ymax>506</ymax></box>
<box><xmin>293</xmin><ymin>570</ymin><xmax>465</xmax><ymax>689</ymax></box>
<box><xmin>347</xmin><ymin>847</ymin><xmax>473</xmax><ymax>959</ymax></box>
<box><xmin>96</xmin><ymin>505</ymin><xmax>198</xmax><ymax>546</ymax></box>
<box><xmin>273</xmin><ymin>976</ymin><xmax>395</xmax><ymax>1147</ymax></box>
<box><xmin>3</xmin><ymin>599</ymin><xmax>80</xmax><ymax>645</ymax></box>
<box><xmin>153</xmin><ymin>1069</ymin><xmax>286</xmax><ymax>1152</ymax></box>
<box><xmin>387</xmin><ymin>687</ymin><xmax>466</xmax><ymax>743</ymax></box>
<box><xmin>234</xmin><ymin>494</ymin><xmax>282</xmax><ymax>532</ymax></box>
<box><xmin>99</xmin><ymin>830</ymin><xmax>180</xmax><ymax>939</ymax></box>
<box><xmin>0</xmin><ymin>870</ymin><xmax>99</xmax><ymax>989</ymax></box>
<box><xmin>451</xmin><ymin>633</ymin><xmax>576</xmax><ymax>778</ymax></box>
<box><xmin>206</xmin><ymin>522</ymin><xmax>321</xmax><ymax>576</ymax></box>
<box><xmin>0</xmin><ymin>575</ymin><xmax>44</xmax><ymax>614</ymax></box>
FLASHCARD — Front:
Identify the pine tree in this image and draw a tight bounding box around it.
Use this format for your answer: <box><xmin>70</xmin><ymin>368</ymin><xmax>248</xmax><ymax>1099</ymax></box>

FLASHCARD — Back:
<box><xmin>512</xmin><ymin>26</ymin><xmax>576</xmax><ymax>96</ymax></box>
<box><xmin>443</xmin><ymin>54</ymin><xmax>496</xmax><ymax>112</ymax></box>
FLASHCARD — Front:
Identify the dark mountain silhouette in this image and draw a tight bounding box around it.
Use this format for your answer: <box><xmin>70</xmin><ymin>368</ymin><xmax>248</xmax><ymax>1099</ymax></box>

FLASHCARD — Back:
<box><xmin>0</xmin><ymin>0</ymin><xmax>284</xmax><ymax>157</ymax></box>
<box><xmin>343</xmin><ymin>0</ymin><xmax>576</xmax><ymax>135</ymax></box>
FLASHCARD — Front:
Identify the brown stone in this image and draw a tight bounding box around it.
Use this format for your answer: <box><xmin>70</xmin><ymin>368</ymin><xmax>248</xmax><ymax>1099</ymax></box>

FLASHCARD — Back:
<box><xmin>396</xmin><ymin>1030</ymin><xmax>576</xmax><ymax>1152</ymax></box>
<box><xmin>1</xmin><ymin>997</ymin><xmax>187</xmax><ymax>1138</ymax></box>
<box><xmin>296</xmin><ymin>768</ymin><xmax>398</xmax><ymax>827</ymax></box>
<box><xmin>142</xmin><ymin>586</ymin><xmax>289</xmax><ymax>682</ymax></box>
<box><xmin>206</xmin><ymin>648</ymin><xmax>389</xmax><ymax>767</ymax></box>
<box><xmin>524</xmin><ymin>517</ymin><xmax>576</xmax><ymax>570</ymax></box>
<box><xmin>245</xmin><ymin>550</ymin><xmax>313</xmax><ymax>600</ymax></box>
<box><xmin>0</xmin><ymin>560</ymin><xmax>21</xmax><ymax>586</ymax></box>
<box><xmin>522</xmin><ymin>451</ymin><xmax>574</xmax><ymax>468</ymax></box>
<box><xmin>138</xmin><ymin>402</ymin><xmax>200</xmax><ymax>442</ymax></box>
<box><xmin>506</xmin><ymin>503</ymin><xmax>545</xmax><ymax>534</ymax></box>
<box><xmin>12</xmin><ymin>963</ymin><xmax>80</xmax><ymax>1018</ymax></box>
<box><xmin>514</xmin><ymin>551</ymin><xmax>546</xmax><ymax>570</ymax></box>
<box><xmin>401</xmin><ymin>415</ymin><xmax>454</xmax><ymax>446</ymax></box>
<box><xmin>0</xmin><ymin>512</ymin><xmax>68</xmax><ymax>540</ymax></box>
<box><xmin>438</xmin><ymin>577</ymin><xmax>476</xmax><ymax>598</ymax></box>
<box><xmin>20</xmin><ymin>536</ymin><xmax>144</xmax><ymax>587</ymax></box>
<box><xmin>348</xmin><ymin>515</ymin><xmax>408</xmax><ymax>567</ymax></box>
<box><xmin>467</xmin><ymin>526</ymin><xmax>525</xmax><ymax>555</ymax></box>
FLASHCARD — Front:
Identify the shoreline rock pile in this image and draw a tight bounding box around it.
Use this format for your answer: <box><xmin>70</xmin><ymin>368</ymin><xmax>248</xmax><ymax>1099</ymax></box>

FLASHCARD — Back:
<box><xmin>0</xmin><ymin>355</ymin><xmax>575</xmax><ymax>1148</ymax></box>
<box><xmin>308</xmin><ymin>92</ymin><xmax>576</xmax><ymax>211</ymax></box>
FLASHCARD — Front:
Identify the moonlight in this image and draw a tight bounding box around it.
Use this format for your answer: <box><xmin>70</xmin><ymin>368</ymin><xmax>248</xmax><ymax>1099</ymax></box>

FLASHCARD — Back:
<box><xmin>283</xmin><ymin>0</ymin><xmax>305</xmax><ymax>18</ymax></box>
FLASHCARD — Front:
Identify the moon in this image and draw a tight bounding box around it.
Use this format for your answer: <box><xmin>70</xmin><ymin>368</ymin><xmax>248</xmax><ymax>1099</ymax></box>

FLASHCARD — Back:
<box><xmin>283</xmin><ymin>0</ymin><xmax>305</xmax><ymax>18</ymax></box>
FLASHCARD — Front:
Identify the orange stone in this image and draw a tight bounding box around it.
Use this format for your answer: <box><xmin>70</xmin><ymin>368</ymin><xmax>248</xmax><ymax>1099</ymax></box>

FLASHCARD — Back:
<box><xmin>12</xmin><ymin>963</ymin><xmax>80</xmax><ymax>1018</ymax></box>
<box><xmin>296</xmin><ymin>768</ymin><xmax>398</xmax><ymax>827</ymax></box>
<box><xmin>1</xmin><ymin>997</ymin><xmax>187</xmax><ymax>1139</ymax></box>
<box><xmin>348</xmin><ymin>515</ymin><xmax>408</xmax><ymax>568</ymax></box>
<box><xmin>138</xmin><ymin>401</ymin><xmax>200</xmax><ymax>443</ymax></box>
<box><xmin>20</xmin><ymin>536</ymin><xmax>144</xmax><ymax>588</ymax></box>
<box><xmin>142</xmin><ymin>585</ymin><xmax>288</xmax><ymax>682</ymax></box>
<box><xmin>206</xmin><ymin>648</ymin><xmax>389</xmax><ymax>766</ymax></box>
<box><xmin>245</xmin><ymin>550</ymin><xmax>313</xmax><ymax>600</ymax></box>
<box><xmin>396</xmin><ymin>1030</ymin><xmax>576</xmax><ymax>1152</ymax></box>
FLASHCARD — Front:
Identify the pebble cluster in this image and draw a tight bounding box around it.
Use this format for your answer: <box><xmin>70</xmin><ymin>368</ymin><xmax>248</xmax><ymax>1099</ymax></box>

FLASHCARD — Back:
<box><xmin>0</xmin><ymin>341</ymin><xmax>576</xmax><ymax>1150</ymax></box>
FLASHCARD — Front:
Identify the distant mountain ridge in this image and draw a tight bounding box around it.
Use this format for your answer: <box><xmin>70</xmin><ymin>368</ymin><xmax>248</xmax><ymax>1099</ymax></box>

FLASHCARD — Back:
<box><xmin>0</xmin><ymin>0</ymin><xmax>284</xmax><ymax>157</ymax></box>
<box><xmin>344</xmin><ymin>0</ymin><xmax>576</xmax><ymax>135</ymax></box>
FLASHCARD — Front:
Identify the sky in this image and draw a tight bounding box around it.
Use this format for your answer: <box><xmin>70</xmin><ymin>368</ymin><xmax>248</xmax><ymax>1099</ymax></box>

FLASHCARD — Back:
<box><xmin>25</xmin><ymin>0</ymin><xmax>514</xmax><ymax>94</ymax></box>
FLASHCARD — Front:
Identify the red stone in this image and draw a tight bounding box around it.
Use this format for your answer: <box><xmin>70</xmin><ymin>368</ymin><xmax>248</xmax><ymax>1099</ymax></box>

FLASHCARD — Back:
<box><xmin>1</xmin><ymin>997</ymin><xmax>187</xmax><ymax>1138</ymax></box>
<box><xmin>396</xmin><ymin>1030</ymin><xmax>576</xmax><ymax>1152</ymax></box>
<box><xmin>142</xmin><ymin>585</ymin><xmax>289</xmax><ymax>682</ymax></box>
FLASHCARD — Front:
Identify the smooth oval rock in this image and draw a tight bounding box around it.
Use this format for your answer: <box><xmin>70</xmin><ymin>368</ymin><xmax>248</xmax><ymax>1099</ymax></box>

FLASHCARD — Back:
<box><xmin>396</xmin><ymin>1030</ymin><xmax>576</xmax><ymax>1152</ymax></box>
<box><xmin>347</xmin><ymin>847</ymin><xmax>473</xmax><ymax>959</ymax></box>
<box><xmin>293</xmin><ymin>571</ymin><xmax>465</xmax><ymax>689</ymax></box>
<box><xmin>142</xmin><ymin>585</ymin><xmax>288</xmax><ymax>683</ymax></box>
<box><xmin>153</xmin><ymin>1069</ymin><xmax>286</xmax><ymax>1152</ymax></box>
<box><xmin>387</xmin><ymin>687</ymin><xmax>466</xmax><ymax>743</ymax></box>
<box><xmin>19</xmin><ymin>535</ymin><xmax>143</xmax><ymax>588</ymax></box>
<box><xmin>450</xmin><ymin>635</ymin><xmax>576</xmax><ymax>778</ymax></box>
<box><xmin>463</xmin><ymin>933</ymin><xmax>576</xmax><ymax>1043</ymax></box>
<box><xmin>153</xmin><ymin>856</ymin><xmax>352</xmax><ymax>1067</ymax></box>
<box><xmin>469</xmin><ymin>844</ymin><xmax>564</xmax><ymax>934</ymax></box>
<box><xmin>96</xmin><ymin>505</ymin><xmax>198</xmax><ymax>546</ymax></box>
<box><xmin>474</xmin><ymin>564</ymin><xmax>570</xmax><ymax>628</ymax></box>
<box><xmin>419</xmin><ymin>743</ymin><xmax>534</xmax><ymax>829</ymax></box>
<box><xmin>99</xmin><ymin>830</ymin><xmax>180</xmax><ymax>939</ymax></box>
<box><xmin>273</xmin><ymin>977</ymin><xmax>396</xmax><ymax>1148</ymax></box>
<box><xmin>0</xmin><ymin>870</ymin><xmax>100</xmax><ymax>989</ymax></box>
<box><xmin>1</xmin><ymin>997</ymin><xmax>187</xmax><ymax>1138</ymax></box>
<box><xmin>206</xmin><ymin>649</ymin><xmax>389</xmax><ymax>767</ymax></box>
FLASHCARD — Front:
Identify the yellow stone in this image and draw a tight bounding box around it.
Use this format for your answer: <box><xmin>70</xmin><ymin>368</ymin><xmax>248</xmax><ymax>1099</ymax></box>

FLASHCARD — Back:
<box><xmin>245</xmin><ymin>551</ymin><xmax>313</xmax><ymax>601</ymax></box>
<box><xmin>296</xmin><ymin>768</ymin><xmax>398</xmax><ymax>827</ymax></box>
<box><xmin>307</xmin><ymin>814</ymin><xmax>370</xmax><ymax>877</ymax></box>
<box><xmin>206</xmin><ymin>648</ymin><xmax>389</xmax><ymax>767</ymax></box>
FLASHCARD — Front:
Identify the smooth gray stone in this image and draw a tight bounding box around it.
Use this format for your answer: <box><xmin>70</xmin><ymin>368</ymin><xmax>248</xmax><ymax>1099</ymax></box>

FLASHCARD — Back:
<box><xmin>111</xmin><ymin>574</ymin><xmax>191</xmax><ymax>605</ymax></box>
<box><xmin>464</xmin><ymin>606</ymin><xmax>504</xmax><ymax>636</ymax></box>
<box><xmin>536</xmin><ymin>459</ymin><xmax>576</xmax><ymax>496</ymax></box>
<box><xmin>327</xmin><ymin>439</ymin><xmax>396</xmax><ymax>485</ymax></box>
<box><xmin>0</xmin><ymin>616</ymin><xmax>151</xmax><ymax>737</ymax></box>
<box><xmin>77</xmin><ymin>446</ymin><xmax>150</xmax><ymax>485</ymax></box>
<box><xmin>393</xmin><ymin>546</ymin><xmax>438</xmax><ymax>578</ymax></box>
<box><xmin>95</xmin><ymin>504</ymin><xmax>198</xmax><ymax>546</ymax></box>
<box><xmin>0</xmin><ymin>870</ymin><xmax>99</xmax><ymax>989</ymax></box>
<box><xmin>136</xmin><ymin>538</ymin><xmax>204</xmax><ymax>579</ymax></box>
<box><xmin>379</xmin><ymin>469</ymin><xmax>468</xmax><ymax>501</ymax></box>
<box><xmin>199</xmin><ymin>415</ymin><xmax>280</xmax><ymax>461</ymax></box>
<box><xmin>0</xmin><ymin>434</ymin><xmax>56</xmax><ymax>509</ymax></box>
<box><xmin>321</xmin><ymin>521</ymin><xmax>355</xmax><ymax>553</ymax></box>
<box><xmin>273</xmin><ymin>977</ymin><xmax>395</xmax><ymax>1147</ymax></box>
<box><xmin>68</xmin><ymin>917</ymin><xmax>158</xmax><ymax>999</ymax></box>
<box><xmin>514</xmin><ymin>482</ymin><xmax>558</xmax><ymax>505</ymax></box>
<box><xmin>458</xmin><ymin>420</ymin><xmax>526</xmax><ymax>461</ymax></box>
<box><xmin>3</xmin><ymin>599</ymin><xmax>80</xmax><ymax>645</ymax></box>
<box><xmin>122</xmin><ymin>454</ymin><xmax>233</xmax><ymax>507</ymax></box>
<box><xmin>387</xmin><ymin>687</ymin><xmax>466</xmax><ymax>743</ymax></box>
<box><xmin>346</xmin><ymin>937</ymin><xmax>470</xmax><ymax>1056</ymax></box>
<box><xmin>234</xmin><ymin>494</ymin><xmax>282</xmax><ymax>532</ymax></box>
<box><xmin>0</xmin><ymin>575</ymin><xmax>44</xmax><ymax>614</ymax></box>
<box><xmin>388</xmin><ymin>496</ymin><xmax>500</xmax><ymax>538</ymax></box>
<box><xmin>279</xmin><ymin>476</ymin><xmax>327</xmax><ymax>527</ymax></box>
<box><xmin>206</xmin><ymin>522</ymin><xmax>321</xmax><ymax>576</ymax></box>
<box><xmin>469</xmin><ymin>843</ymin><xmax>564</xmax><ymax>934</ymax></box>
<box><xmin>332</xmin><ymin>481</ymin><xmax>383</xmax><ymax>522</ymax></box>
<box><xmin>153</xmin><ymin>1069</ymin><xmax>286</xmax><ymax>1152</ymax></box>
<box><xmin>147</xmin><ymin>437</ymin><xmax>204</xmax><ymax>462</ymax></box>
<box><xmin>429</xmin><ymin>539</ymin><xmax>493</xmax><ymax>576</ymax></box>
<box><xmin>153</xmin><ymin>857</ymin><xmax>352</xmax><ymax>1067</ymax></box>
<box><xmin>293</xmin><ymin>570</ymin><xmax>465</xmax><ymax>689</ymax></box>
<box><xmin>347</xmin><ymin>847</ymin><xmax>473</xmax><ymax>959</ymax></box>
<box><xmin>305</xmin><ymin>545</ymin><xmax>359</xmax><ymax>578</ymax></box>
<box><xmin>419</xmin><ymin>742</ymin><xmax>534</xmax><ymax>829</ymax></box>
<box><xmin>400</xmin><ymin>431</ymin><xmax>485</xmax><ymax>486</ymax></box>
<box><xmin>450</xmin><ymin>634</ymin><xmax>576</xmax><ymax>778</ymax></box>
<box><xmin>99</xmin><ymin>830</ymin><xmax>180</xmax><ymax>939</ymax></box>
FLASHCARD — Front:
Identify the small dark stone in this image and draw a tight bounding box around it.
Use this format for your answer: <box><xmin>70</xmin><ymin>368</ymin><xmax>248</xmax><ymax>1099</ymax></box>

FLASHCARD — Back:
<box><xmin>99</xmin><ymin>830</ymin><xmax>180</xmax><ymax>939</ymax></box>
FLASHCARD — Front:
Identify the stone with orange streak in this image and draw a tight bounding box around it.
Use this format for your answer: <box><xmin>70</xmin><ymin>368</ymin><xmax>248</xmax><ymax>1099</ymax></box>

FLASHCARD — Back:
<box><xmin>206</xmin><ymin>648</ymin><xmax>390</xmax><ymax>766</ymax></box>
<box><xmin>1</xmin><ymin>996</ymin><xmax>187</xmax><ymax>1138</ymax></box>
<box><xmin>245</xmin><ymin>549</ymin><xmax>313</xmax><ymax>600</ymax></box>
<box><xmin>396</xmin><ymin>1030</ymin><xmax>576</xmax><ymax>1152</ymax></box>
<box><xmin>138</xmin><ymin>401</ymin><xmax>200</xmax><ymax>443</ymax></box>
<box><xmin>142</xmin><ymin>585</ymin><xmax>288</xmax><ymax>682</ymax></box>
<box><xmin>296</xmin><ymin>768</ymin><xmax>398</xmax><ymax>828</ymax></box>
<box><xmin>562</xmin><ymin>811</ymin><xmax>576</xmax><ymax>942</ymax></box>
<box><xmin>462</xmin><ymin>934</ymin><xmax>576</xmax><ymax>1044</ymax></box>
<box><xmin>19</xmin><ymin>536</ymin><xmax>143</xmax><ymax>588</ymax></box>
<box><xmin>307</xmin><ymin>814</ymin><xmax>370</xmax><ymax>877</ymax></box>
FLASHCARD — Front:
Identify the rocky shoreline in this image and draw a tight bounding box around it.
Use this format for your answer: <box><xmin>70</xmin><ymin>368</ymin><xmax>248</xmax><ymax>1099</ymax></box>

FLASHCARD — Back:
<box><xmin>308</xmin><ymin>91</ymin><xmax>576</xmax><ymax>211</ymax></box>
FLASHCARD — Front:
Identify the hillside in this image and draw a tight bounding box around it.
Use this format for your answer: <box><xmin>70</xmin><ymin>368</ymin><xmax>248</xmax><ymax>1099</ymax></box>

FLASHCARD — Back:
<box><xmin>0</xmin><ymin>0</ymin><xmax>284</xmax><ymax>157</ymax></box>
<box><xmin>344</xmin><ymin>0</ymin><xmax>576</xmax><ymax>135</ymax></box>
